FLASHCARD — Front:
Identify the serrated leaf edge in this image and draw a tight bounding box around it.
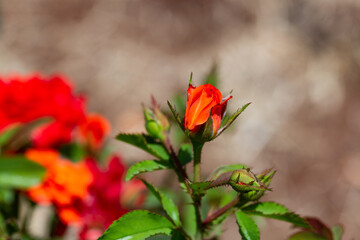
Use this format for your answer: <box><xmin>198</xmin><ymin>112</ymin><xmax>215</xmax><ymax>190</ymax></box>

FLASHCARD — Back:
<box><xmin>243</xmin><ymin>209</ymin><xmax>310</xmax><ymax>229</ymax></box>
<box><xmin>241</xmin><ymin>201</ymin><xmax>310</xmax><ymax>229</ymax></box>
<box><xmin>235</xmin><ymin>210</ymin><xmax>260</xmax><ymax>240</ymax></box>
<box><xmin>141</xmin><ymin>179</ymin><xmax>181</xmax><ymax>226</ymax></box>
<box><xmin>116</xmin><ymin>133</ymin><xmax>169</xmax><ymax>160</ymax></box>
<box><xmin>126</xmin><ymin>160</ymin><xmax>169</xmax><ymax>181</ymax></box>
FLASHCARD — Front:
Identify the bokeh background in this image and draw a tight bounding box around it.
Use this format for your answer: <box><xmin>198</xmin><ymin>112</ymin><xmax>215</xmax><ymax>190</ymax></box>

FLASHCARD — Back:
<box><xmin>1</xmin><ymin>0</ymin><xmax>360</xmax><ymax>239</ymax></box>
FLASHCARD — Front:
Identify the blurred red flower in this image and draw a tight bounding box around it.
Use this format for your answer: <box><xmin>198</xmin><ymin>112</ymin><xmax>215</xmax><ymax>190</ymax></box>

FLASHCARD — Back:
<box><xmin>25</xmin><ymin>149</ymin><xmax>93</xmax><ymax>225</ymax></box>
<box><xmin>79</xmin><ymin>114</ymin><xmax>110</xmax><ymax>149</ymax></box>
<box><xmin>78</xmin><ymin>156</ymin><xmax>146</xmax><ymax>240</ymax></box>
<box><xmin>1</xmin><ymin>74</ymin><xmax>146</xmax><ymax>239</ymax></box>
<box><xmin>0</xmin><ymin>74</ymin><xmax>86</xmax><ymax>147</ymax></box>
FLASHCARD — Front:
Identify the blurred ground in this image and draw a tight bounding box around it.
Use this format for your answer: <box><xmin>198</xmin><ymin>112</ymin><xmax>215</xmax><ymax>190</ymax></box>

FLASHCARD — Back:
<box><xmin>1</xmin><ymin>0</ymin><xmax>360</xmax><ymax>239</ymax></box>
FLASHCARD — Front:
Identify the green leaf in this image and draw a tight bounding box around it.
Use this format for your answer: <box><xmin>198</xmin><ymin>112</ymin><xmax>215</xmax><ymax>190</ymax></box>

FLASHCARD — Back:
<box><xmin>243</xmin><ymin>201</ymin><xmax>288</xmax><ymax>214</ymax></box>
<box><xmin>288</xmin><ymin>232</ymin><xmax>328</xmax><ymax>240</ymax></box>
<box><xmin>178</xmin><ymin>144</ymin><xmax>193</xmax><ymax>165</ymax></box>
<box><xmin>0</xmin><ymin>124</ymin><xmax>21</xmax><ymax>148</ymax></box>
<box><xmin>147</xmin><ymin>143</ymin><xmax>170</xmax><ymax>161</ymax></box>
<box><xmin>242</xmin><ymin>202</ymin><xmax>310</xmax><ymax>229</ymax></box>
<box><xmin>209</xmin><ymin>164</ymin><xmax>248</xmax><ymax>180</ymax></box>
<box><xmin>331</xmin><ymin>225</ymin><xmax>343</xmax><ymax>240</ymax></box>
<box><xmin>217</xmin><ymin>103</ymin><xmax>251</xmax><ymax>137</ymax></box>
<box><xmin>0</xmin><ymin>156</ymin><xmax>45</xmax><ymax>189</ymax></box>
<box><xmin>142</xmin><ymin>190</ymin><xmax>162</xmax><ymax>209</ymax></box>
<box><xmin>0</xmin><ymin>188</ymin><xmax>14</xmax><ymax>205</ymax></box>
<box><xmin>235</xmin><ymin>210</ymin><xmax>260</xmax><ymax>240</ymax></box>
<box><xmin>167</xmin><ymin>101</ymin><xmax>184</xmax><ymax>131</ymax></box>
<box><xmin>116</xmin><ymin>133</ymin><xmax>170</xmax><ymax>160</ymax></box>
<box><xmin>147</xmin><ymin>235</ymin><xmax>171</xmax><ymax>240</ymax></box>
<box><xmin>126</xmin><ymin>160</ymin><xmax>169</xmax><ymax>181</ymax></box>
<box><xmin>98</xmin><ymin>210</ymin><xmax>175</xmax><ymax>240</ymax></box>
<box><xmin>0</xmin><ymin>212</ymin><xmax>7</xmax><ymax>239</ymax></box>
<box><xmin>171</xmin><ymin>229</ymin><xmax>188</xmax><ymax>240</ymax></box>
<box><xmin>141</xmin><ymin>180</ymin><xmax>181</xmax><ymax>226</ymax></box>
<box><xmin>116</xmin><ymin>133</ymin><xmax>148</xmax><ymax>151</ymax></box>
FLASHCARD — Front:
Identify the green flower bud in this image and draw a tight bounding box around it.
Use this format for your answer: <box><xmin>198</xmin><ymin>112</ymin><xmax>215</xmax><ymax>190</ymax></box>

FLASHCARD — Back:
<box><xmin>229</xmin><ymin>169</ymin><xmax>263</xmax><ymax>193</ymax></box>
<box><xmin>241</xmin><ymin>169</ymin><xmax>276</xmax><ymax>201</ymax></box>
<box><xmin>154</xmin><ymin>106</ymin><xmax>170</xmax><ymax>131</ymax></box>
<box><xmin>145</xmin><ymin>120</ymin><xmax>165</xmax><ymax>141</ymax></box>
<box><xmin>151</xmin><ymin>96</ymin><xmax>170</xmax><ymax>131</ymax></box>
<box><xmin>143</xmin><ymin>97</ymin><xmax>171</xmax><ymax>141</ymax></box>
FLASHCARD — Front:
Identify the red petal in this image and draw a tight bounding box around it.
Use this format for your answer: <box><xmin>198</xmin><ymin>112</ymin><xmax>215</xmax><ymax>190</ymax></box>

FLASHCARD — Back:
<box><xmin>211</xmin><ymin>95</ymin><xmax>232</xmax><ymax>135</ymax></box>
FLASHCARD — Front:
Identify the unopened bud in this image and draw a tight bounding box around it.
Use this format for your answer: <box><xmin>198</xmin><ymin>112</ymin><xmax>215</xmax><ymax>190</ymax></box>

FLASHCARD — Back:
<box><xmin>229</xmin><ymin>169</ymin><xmax>262</xmax><ymax>193</ymax></box>
<box><xmin>152</xmin><ymin>96</ymin><xmax>170</xmax><ymax>131</ymax></box>
<box><xmin>241</xmin><ymin>169</ymin><xmax>276</xmax><ymax>201</ymax></box>
<box><xmin>146</xmin><ymin>120</ymin><xmax>165</xmax><ymax>140</ymax></box>
<box><xmin>144</xmin><ymin>107</ymin><xmax>165</xmax><ymax>140</ymax></box>
<box><xmin>154</xmin><ymin>106</ymin><xmax>170</xmax><ymax>131</ymax></box>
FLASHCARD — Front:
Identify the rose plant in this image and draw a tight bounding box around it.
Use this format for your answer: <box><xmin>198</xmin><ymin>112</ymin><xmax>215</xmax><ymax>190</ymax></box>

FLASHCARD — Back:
<box><xmin>99</xmin><ymin>71</ymin><xmax>343</xmax><ymax>240</ymax></box>
<box><xmin>0</xmin><ymin>71</ymin><xmax>344</xmax><ymax>240</ymax></box>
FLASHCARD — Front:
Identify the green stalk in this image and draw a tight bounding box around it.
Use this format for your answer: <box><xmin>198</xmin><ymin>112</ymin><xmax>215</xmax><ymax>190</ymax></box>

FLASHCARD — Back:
<box><xmin>194</xmin><ymin>197</ymin><xmax>203</xmax><ymax>240</ymax></box>
<box><xmin>202</xmin><ymin>197</ymin><xmax>240</xmax><ymax>227</ymax></box>
<box><xmin>192</xmin><ymin>142</ymin><xmax>204</xmax><ymax>183</ymax></box>
<box><xmin>163</xmin><ymin>137</ymin><xmax>192</xmax><ymax>194</ymax></box>
<box><xmin>191</xmin><ymin>141</ymin><xmax>204</xmax><ymax>239</ymax></box>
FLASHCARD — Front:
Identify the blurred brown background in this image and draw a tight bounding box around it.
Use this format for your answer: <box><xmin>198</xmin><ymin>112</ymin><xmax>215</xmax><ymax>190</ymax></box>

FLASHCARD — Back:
<box><xmin>1</xmin><ymin>0</ymin><xmax>360</xmax><ymax>239</ymax></box>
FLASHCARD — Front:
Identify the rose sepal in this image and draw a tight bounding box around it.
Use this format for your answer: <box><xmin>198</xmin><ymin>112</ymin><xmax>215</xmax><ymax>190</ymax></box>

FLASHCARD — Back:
<box><xmin>240</xmin><ymin>169</ymin><xmax>276</xmax><ymax>201</ymax></box>
<box><xmin>212</xmin><ymin>102</ymin><xmax>251</xmax><ymax>140</ymax></box>
<box><xmin>229</xmin><ymin>169</ymin><xmax>271</xmax><ymax>194</ymax></box>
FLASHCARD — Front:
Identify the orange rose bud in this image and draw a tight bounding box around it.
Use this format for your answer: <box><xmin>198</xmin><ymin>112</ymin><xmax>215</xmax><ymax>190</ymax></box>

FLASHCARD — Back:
<box><xmin>184</xmin><ymin>84</ymin><xmax>232</xmax><ymax>137</ymax></box>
